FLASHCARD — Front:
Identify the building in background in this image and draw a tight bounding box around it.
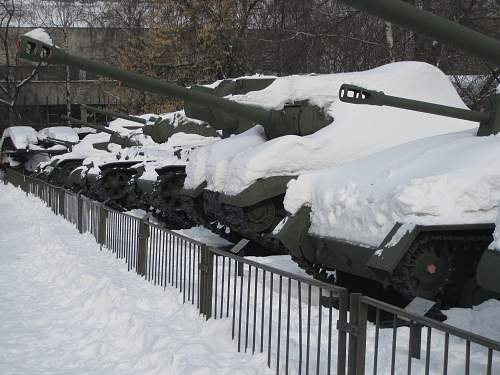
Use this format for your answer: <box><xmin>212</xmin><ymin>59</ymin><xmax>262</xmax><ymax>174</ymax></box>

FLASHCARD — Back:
<box><xmin>0</xmin><ymin>26</ymin><xmax>126</xmax><ymax>131</ymax></box>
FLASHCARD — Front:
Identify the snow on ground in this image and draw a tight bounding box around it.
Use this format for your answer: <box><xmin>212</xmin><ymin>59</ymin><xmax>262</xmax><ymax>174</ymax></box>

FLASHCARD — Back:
<box><xmin>283</xmin><ymin>129</ymin><xmax>500</xmax><ymax>247</ymax></box>
<box><xmin>184</xmin><ymin>62</ymin><xmax>477</xmax><ymax>195</ymax></box>
<box><xmin>2</xmin><ymin>181</ymin><xmax>500</xmax><ymax>374</ymax></box>
<box><xmin>0</xmin><ymin>183</ymin><xmax>271</xmax><ymax>375</ymax></box>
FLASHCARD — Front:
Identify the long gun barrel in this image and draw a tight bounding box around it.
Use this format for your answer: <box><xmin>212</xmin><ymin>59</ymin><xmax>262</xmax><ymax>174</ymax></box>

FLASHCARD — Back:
<box><xmin>82</xmin><ymin>104</ymin><xmax>149</xmax><ymax>125</ymax></box>
<box><xmin>339</xmin><ymin>84</ymin><xmax>500</xmax><ymax>135</ymax></box>
<box><xmin>61</xmin><ymin>115</ymin><xmax>141</xmax><ymax>147</ymax></box>
<box><xmin>338</xmin><ymin>0</ymin><xmax>500</xmax><ymax>66</ymax></box>
<box><xmin>16</xmin><ymin>36</ymin><xmax>329</xmax><ymax>139</ymax></box>
<box><xmin>339</xmin><ymin>84</ymin><xmax>490</xmax><ymax>124</ymax></box>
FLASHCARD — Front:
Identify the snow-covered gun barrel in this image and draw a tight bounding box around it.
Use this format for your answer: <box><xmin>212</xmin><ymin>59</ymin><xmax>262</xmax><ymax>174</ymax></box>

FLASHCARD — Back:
<box><xmin>81</xmin><ymin>104</ymin><xmax>149</xmax><ymax>125</ymax></box>
<box><xmin>83</xmin><ymin>104</ymin><xmax>219</xmax><ymax>143</ymax></box>
<box><xmin>16</xmin><ymin>35</ymin><xmax>330</xmax><ymax>139</ymax></box>
<box><xmin>338</xmin><ymin>0</ymin><xmax>500</xmax><ymax>67</ymax></box>
<box><xmin>45</xmin><ymin>137</ymin><xmax>79</xmax><ymax>151</ymax></box>
<box><xmin>61</xmin><ymin>115</ymin><xmax>141</xmax><ymax>148</ymax></box>
<box><xmin>339</xmin><ymin>84</ymin><xmax>500</xmax><ymax>135</ymax></box>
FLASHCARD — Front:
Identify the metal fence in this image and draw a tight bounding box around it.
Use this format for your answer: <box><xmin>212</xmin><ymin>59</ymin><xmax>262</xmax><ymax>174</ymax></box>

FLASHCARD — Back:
<box><xmin>3</xmin><ymin>167</ymin><xmax>500</xmax><ymax>375</ymax></box>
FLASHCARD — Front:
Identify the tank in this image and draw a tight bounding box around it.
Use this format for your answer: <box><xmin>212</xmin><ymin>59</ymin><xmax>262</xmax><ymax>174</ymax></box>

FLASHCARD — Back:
<box><xmin>275</xmin><ymin>0</ymin><xmax>500</xmax><ymax>307</ymax></box>
<box><xmin>1</xmin><ymin>126</ymin><xmax>71</xmax><ymax>173</ymax></box>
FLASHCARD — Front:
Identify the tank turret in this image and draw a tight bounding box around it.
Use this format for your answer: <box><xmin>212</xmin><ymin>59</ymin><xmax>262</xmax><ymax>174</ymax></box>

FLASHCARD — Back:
<box><xmin>16</xmin><ymin>36</ymin><xmax>331</xmax><ymax>138</ymax></box>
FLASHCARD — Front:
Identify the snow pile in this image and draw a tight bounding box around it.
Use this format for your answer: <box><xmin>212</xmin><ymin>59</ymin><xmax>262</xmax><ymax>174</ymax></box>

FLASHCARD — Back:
<box><xmin>0</xmin><ymin>126</ymin><xmax>38</xmax><ymax>150</ymax></box>
<box><xmin>184</xmin><ymin>62</ymin><xmax>476</xmax><ymax>195</ymax></box>
<box><xmin>284</xmin><ymin>129</ymin><xmax>500</xmax><ymax>247</ymax></box>
<box><xmin>185</xmin><ymin>126</ymin><xmax>266</xmax><ymax>189</ymax></box>
<box><xmin>156</xmin><ymin>110</ymin><xmax>207</xmax><ymax>129</ymax></box>
<box><xmin>38</xmin><ymin>126</ymin><xmax>79</xmax><ymax>143</ymax></box>
<box><xmin>24</xmin><ymin>28</ymin><xmax>54</xmax><ymax>45</ymax></box>
<box><xmin>0</xmin><ymin>183</ymin><xmax>271</xmax><ymax>375</ymax></box>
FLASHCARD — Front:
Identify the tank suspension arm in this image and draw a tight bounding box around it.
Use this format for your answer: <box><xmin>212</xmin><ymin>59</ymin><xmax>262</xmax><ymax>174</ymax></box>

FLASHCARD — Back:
<box><xmin>338</xmin><ymin>0</ymin><xmax>500</xmax><ymax>66</ymax></box>
<box><xmin>17</xmin><ymin>36</ymin><xmax>274</xmax><ymax>129</ymax></box>
<box><xmin>82</xmin><ymin>104</ymin><xmax>148</xmax><ymax>125</ymax></box>
<box><xmin>339</xmin><ymin>84</ymin><xmax>490</xmax><ymax>124</ymax></box>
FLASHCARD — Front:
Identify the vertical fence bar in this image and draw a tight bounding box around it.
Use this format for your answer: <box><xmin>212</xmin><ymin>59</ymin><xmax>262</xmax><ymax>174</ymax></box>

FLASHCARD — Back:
<box><xmin>137</xmin><ymin>219</ymin><xmax>149</xmax><ymax>277</ymax></box>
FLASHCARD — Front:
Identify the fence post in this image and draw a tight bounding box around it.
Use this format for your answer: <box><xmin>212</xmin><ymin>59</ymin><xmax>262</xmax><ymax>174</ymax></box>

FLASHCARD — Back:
<box><xmin>199</xmin><ymin>245</ymin><xmax>214</xmax><ymax>320</ymax></box>
<box><xmin>347</xmin><ymin>293</ymin><xmax>368</xmax><ymax>375</ymax></box>
<box><xmin>137</xmin><ymin>219</ymin><xmax>149</xmax><ymax>277</ymax></box>
<box><xmin>337</xmin><ymin>288</ymin><xmax>349</xmax><ymax>375</ymax></box>
<box><xmin>77</xmin><ymin>194</ymin><xmax>84</xmax><ymax>233</ymax></box>
<box><xmin>98</xmin><ymin>205</ymin><xmax>108</xmax><ymax>249</ymax></box>
<box><xmin>58</xmin><ymin>188</ymin><xmax>65</xmax><ymax>216</ymax></box>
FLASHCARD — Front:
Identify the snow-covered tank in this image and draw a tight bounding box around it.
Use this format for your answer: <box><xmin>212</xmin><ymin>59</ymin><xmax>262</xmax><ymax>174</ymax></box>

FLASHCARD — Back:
<box><xmin>276</xmin><ymin>0</ymin><xmax>500</xmax><ymax>307</ymax></box>
<box><xmin>182</xmin><ymin>62</ymin><xmax>476</xmax><ymax>251</ymax></box>
<box><xmin>1</xmin><ymin>126</ymin><xmax>70</xmax><ymax>172</ymax></box>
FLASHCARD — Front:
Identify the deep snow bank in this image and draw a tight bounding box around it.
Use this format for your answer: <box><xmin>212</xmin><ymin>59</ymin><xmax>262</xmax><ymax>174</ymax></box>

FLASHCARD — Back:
<box><xmin>185</xmin><ymin>62</ymin><xmax>476</xmax><ymax>194</ymax></box>
<box><xmin>0</xmin><ymin>183</ymin><xmax>271</xmax><ymax>375</ymax></box>
<box><xmin>284</xmin><ymin>129</ymin><xmax>500</xmax><ymax>247</ymax></box>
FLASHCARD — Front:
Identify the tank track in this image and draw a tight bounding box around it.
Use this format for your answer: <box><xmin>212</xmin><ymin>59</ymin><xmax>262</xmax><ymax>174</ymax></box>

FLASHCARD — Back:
<box><xmin>390</xmin><ymin>231</ymin><xmax>491</xmax><ymax>306</ymax></box>
<box><xmin>289</xmin><ymin>230</ymin><xmax>492</xmax><ymax>307</ymax></box>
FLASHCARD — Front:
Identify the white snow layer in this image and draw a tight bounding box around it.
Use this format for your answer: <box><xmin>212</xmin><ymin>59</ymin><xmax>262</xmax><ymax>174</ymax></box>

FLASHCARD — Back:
<box><xmin>24</xmin><ymin>28</ymin><xmax>54</xmax><ymax>45</ymax></box>
<box><xmin>38</xmin><ymin>126</ymin><xmax>79</xmax><ymax>143</ymax></box>
<box><xmin>284</xmin><ymin>129</ymin><xmax>500</xmax><ymax>247</ymax></box>
<box><xmin>184</xmin><ymin>62</ymin><xmax>476</xmax><ymax>194</ymax></box>
<box><xmin>0</xmin><ymin>126</ymin><xmax>39</xmax><ymax>149</ymax></box>
<box><xmin>0</xmin><ymin>184</ymin><xmax>271</xmax><ymax>375</ymax></box>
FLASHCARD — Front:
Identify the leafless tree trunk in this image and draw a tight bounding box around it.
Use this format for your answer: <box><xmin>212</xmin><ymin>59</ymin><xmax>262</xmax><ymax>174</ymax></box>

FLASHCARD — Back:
<box><xmin>0</xmin><ymin>0</ymin><xmax>40</xmax><ymax>127</ymax></box>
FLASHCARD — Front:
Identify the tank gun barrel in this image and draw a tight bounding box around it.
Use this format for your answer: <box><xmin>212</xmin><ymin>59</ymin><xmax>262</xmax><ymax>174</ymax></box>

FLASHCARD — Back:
<box><xmin>339</xmin><ymin>84</ymin><xmax>490</xmax><ymax>124</ymax></box>
<box><xmin>62</xmin><ymin>115</ymin><xmax>116</xmax><ymax>136</ymax></box>
<box><xmin>338</xmin><ymin>0</ymin><xmax>500</xmax><ymax>66</ymax></box>
<box><xmin>61</xmin><ymin>115</ymin><xmax>141</xmax><ymax>147</ymax></box>
<box><xmin>17</xmin><ymin>36</ymin><xmax>280</xmax><ymax>135</ymax></box>
<box><xmin>81</xmin><ymin>104</ymin><xmax>149</xmax><ymax>125</ymax></box>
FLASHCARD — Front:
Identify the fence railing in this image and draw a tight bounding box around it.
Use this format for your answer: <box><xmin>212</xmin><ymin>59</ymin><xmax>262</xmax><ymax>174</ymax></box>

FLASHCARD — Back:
<box><xmin>3</xmin><ymin>167</ymin><xmax>500</xmax><ymax>375</ymax></box>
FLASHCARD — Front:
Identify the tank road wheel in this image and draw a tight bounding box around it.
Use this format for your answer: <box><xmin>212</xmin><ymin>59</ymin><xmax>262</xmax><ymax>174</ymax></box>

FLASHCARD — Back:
<box><xmin>102</xmin><ymin>170</ymin><xmax>130</xmax><ymax>201</ymax></box>
<box><xmin>52</xmin><ymin>160</ymin><xmax>82</xmax><ymax>187</ymax></box>
<box><xmin>244</xmin><ymin>200</ymin><xmax>276</xmax><ymax>233</ymax></box>
<box><xmin>391</xmin><ymin>239</ymin><xmax>453</xmax><ymax>302</ymax></box>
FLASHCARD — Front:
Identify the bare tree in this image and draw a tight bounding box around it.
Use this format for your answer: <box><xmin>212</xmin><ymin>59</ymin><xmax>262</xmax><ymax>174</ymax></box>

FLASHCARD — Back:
<box><xmin>28</xmin><ymin>0</ymin><xmax>90</xmax><ymax>122</ymax></box>
<box><xmin>0</xmin><ymin>0</ymin><xmax>40</xmax><ymax>126</ymax></box>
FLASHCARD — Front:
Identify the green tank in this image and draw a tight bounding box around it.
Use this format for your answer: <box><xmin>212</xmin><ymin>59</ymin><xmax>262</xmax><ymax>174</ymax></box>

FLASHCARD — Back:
<box><xmin>16</xmin><ymin>37</ymin><xmax>330</xmax><ymax>139</ymax></box>
<box><xmin>276</xmin><ymin>0</ymin><xmax>500</xmax><ymax>307</ymax></box>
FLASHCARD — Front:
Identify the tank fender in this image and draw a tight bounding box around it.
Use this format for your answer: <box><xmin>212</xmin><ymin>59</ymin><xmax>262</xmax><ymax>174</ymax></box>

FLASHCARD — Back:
<box><xmin>217</xmin><ymin>176</ymin><xmax>296</xmax><ymax>207</ymax></box>
<box><xmin>366</xmin><ymin>223</ymin><xmax>420</xmax><ymax>273</ymax></box>
<box><xmin>477</xmin><ymin>249</ymin><xmax>500</xmax><ymax>294</ymax></box>
<box><xmin>274</xmin><ymin>206</ymin><xmax>312</xmax><ymax>259</ymax></box>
